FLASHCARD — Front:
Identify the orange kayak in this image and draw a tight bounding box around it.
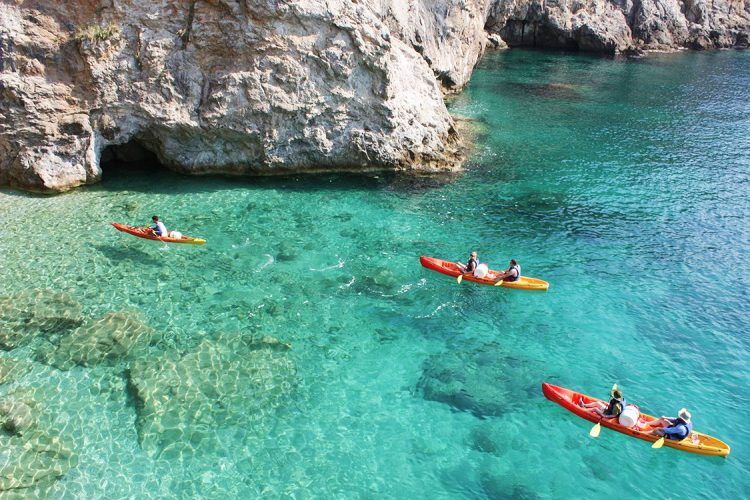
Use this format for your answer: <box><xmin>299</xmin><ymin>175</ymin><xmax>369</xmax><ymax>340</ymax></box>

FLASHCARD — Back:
<box><xmin>419</xmin><ymin>255</ymin><xmax>549</xmax><ymax>291</ymax></box>
<box><xmin>542</xmin><ymin>382</ymin><xmax>730</xmax><ymax>457</ymax></box>
<box><xmin>111</xmin><ymin>223</ymin><xmax>206</xmax><ymax>245</ymax></box>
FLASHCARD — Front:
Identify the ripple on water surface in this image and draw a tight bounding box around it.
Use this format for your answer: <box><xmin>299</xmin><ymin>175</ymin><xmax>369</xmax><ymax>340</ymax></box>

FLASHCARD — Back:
<box><xmin>0</xmin><ymin>49</ymin><xmax>749</xmax><ymax>497</ymax></box>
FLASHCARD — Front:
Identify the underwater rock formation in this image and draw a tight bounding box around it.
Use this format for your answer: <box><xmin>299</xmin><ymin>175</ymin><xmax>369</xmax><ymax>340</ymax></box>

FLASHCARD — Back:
<box><xmin>417</xmin><ymin>340</ymin><xmax>538</xmax><ymax>418</ymax></box>
<box><xmin>0</xmin><ymin>429</ymin><xmax>78</xmax><ymax>493</ymax></box>
<box><xmin>128</xmin><ymin>333</ymin><xmax>295</xmax><ymax>458</ymax></box>
<box><xmin>0</xmin><ymin>290</ymin><xmax>83</xmax><ymax>351</ymax></box>
<box><xmin>0</xmin><ymin>358</ymin><xmax>32</xmax><ymax>385</ymax></box>
<box><xmin>37</xmin><ymin>311</ymin><xmax>157</xmax><ymax>370</ymax></box>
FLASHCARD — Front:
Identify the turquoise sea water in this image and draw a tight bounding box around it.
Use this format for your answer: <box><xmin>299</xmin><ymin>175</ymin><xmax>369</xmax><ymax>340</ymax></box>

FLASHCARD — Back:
<box><xmin>0</xmin><ymin>49</ymin><xmax>748</xmax><ymax>498</ymax></box>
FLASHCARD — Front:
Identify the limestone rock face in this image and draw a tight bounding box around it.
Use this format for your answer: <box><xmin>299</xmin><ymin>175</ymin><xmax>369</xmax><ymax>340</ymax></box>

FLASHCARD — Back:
<box><xmin>486</xmin><ymin>0</ymin><xmax>750</xmax><ymax>54</ymax></box>
<box><xmin>0</xmin><ymin>290</ymin><xmax>84</xmax><ymax>351</ymax></box>
<box><xmin>0</xmin><ymin>0</ymin><xmax>472</xmax><ymax>192</ymax></box>
<box><xmin>0</xmin><ymin>1</ymin><xmax>747</xmax><ymax>191</ymax></box>
<box><xmin>38</xmin><ymin>311</ymin><xmax>156</xmax><ymax>370</ymax></box>
<box><xmin>370</xmin><ymin>0</ymin><xmax>496</xmax><ymax>91</ymax></box>
<box><xmin>128</xmin><ymin>333</ymin><xmax>295</xmax><ymax>458</ymax></box>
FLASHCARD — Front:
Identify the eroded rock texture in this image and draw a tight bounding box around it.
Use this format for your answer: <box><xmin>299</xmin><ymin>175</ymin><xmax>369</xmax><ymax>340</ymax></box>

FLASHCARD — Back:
<box><xmin>0</xmin><ymin>1</ymin><xmax>747</xmax><ymax>192</ymax></box>
<box><xmin>0</xmin><ymin>1</ymin><xmax>476</xmax><ymax>192</ymax></box>
<box><xmin>487</xmin><ymin>0</ymin><xmax>750</xmax><ymax>54</ymax></box>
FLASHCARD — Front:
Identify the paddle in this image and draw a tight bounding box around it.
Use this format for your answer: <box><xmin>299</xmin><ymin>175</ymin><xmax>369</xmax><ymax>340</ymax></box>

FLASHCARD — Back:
<box><xmin>589</xmin><ymin>383</ymin><xmax>618</xmax><ymax>438</ymax></box>
<box><xmin>652</xmin><ymin>433</ymin><xmax>666</xmax><ymax>449</ymax></box>
<box><xmin>457</xmin><ymin>274</ymin><xmax>463</xmax><ymax>284</ymax></box>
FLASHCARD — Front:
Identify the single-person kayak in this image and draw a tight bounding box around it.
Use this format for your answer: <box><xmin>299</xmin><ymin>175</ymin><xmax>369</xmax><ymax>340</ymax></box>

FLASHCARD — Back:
<box><xmin>419</xmin><ymin>255</ymin><xmax>549</xmax><ymax>291</ymax></box>
<box><xmin>111</xmin><ymin>223</ymin><xmax>206</xmax><ymax>245</ymax></box>
<box><xmin>542</xmin><ymin>382</ymin><xmax>730</xmax><ymax>457</ymax></box>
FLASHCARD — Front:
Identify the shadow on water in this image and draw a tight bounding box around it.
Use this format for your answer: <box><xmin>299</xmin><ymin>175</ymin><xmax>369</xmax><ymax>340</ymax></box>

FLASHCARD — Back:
<box><xmin>96</xmin><ymin>157</ymin><xmax>463</xmax><ymax>197</ymax></box>
<box><xmin>93</xmin><ymin>244</ymin><xmax>161</xmax><ymax>267</ymax></box>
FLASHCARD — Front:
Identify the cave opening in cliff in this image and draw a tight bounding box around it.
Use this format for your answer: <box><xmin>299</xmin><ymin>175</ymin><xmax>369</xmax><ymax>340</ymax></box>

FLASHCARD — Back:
<box><xmin>99</xmin><ymin>139</ymin><xmax>168</xmax><ymax>180</ymax></box>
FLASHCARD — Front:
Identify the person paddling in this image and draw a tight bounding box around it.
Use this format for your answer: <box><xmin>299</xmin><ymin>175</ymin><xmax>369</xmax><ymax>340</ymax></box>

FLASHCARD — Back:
<box><xmin>579</xmin><ymin>387</ymin><xmax>626</xmax><ymax>419</ymax></box>
<box><xmin>641</xmin><ymin>408</ymin><xmax>693</xmax><ymax>440</ymax></box>
<box><xmin>456</xmin><ymin>251</ymin><xmax>479</xmax><ymax>274</ymax></box>
<box><xmin>493</xmin><ymin>259</ymin><xmax>521</xmax><ymax>283</ymax></box>
<box><xmin>148</xmin><ymin>215</ymin><xmax>167</xmax><ymax>237</ymax></box>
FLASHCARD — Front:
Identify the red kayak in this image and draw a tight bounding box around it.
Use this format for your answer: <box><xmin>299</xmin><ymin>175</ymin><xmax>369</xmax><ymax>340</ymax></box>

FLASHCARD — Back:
<box><xmin>111</xmin><ymin>223</ymin><xmax>206</xmax><ymax>245</ymax></box>
<box><xmin>542</xmin><ymin>383</ymin><xmax>730</xmax><ymax>457</ymax></box>
<box><xmin>420</xmin><ymin>255</ymin><xmax>549</xmax><ymax>290</ymax></box>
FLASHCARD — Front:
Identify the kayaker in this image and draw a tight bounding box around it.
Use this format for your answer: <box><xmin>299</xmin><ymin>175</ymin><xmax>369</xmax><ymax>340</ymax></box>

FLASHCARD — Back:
<box><xmin>493</xmin><ymin>259</ymin><xmax>521</xmax><ymax>283</ymax></box>
<box><xmin>457</xmin><ymin>251</ymin><xmax>479</xmax><ymax>274</ymax></box>
<box><xmin>579</xmin><ymin>387</ymin><xmax>626</xmax><ymax>419</ymax></box>
<box><xmin>148</xmin><ymin>215</ymin><xmax>168</xmax><ymax>237</ymax></box>
<box><xmin>641</xmin><ymin>408</ymin><xmax>693</xmax><ymax>440</ymax></box>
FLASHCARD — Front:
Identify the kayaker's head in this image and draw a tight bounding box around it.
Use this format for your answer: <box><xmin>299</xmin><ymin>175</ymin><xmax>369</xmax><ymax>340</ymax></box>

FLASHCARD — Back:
<box><xmin>509</xmin><ymin>259</ymin><xmax>518</xmax><ymax>266</ymax></box>
<box><xmin>678</xmin><ymin>408</ymin><xmax>691</xmax><ymax>423</ymax></box>
<box><xmin>611</xmin><ymin>388</ymin><xmax>623</xmax><ymax>399</ymax></box>
<box><xmin>470</xmin><ymin>251</ymin><xmax>477</xmax><ymax>258</ymax></box>
<box><xmin>152</xmin><ymin>215</ymin><xmax>159</xmax><ymax>222</ymax></box>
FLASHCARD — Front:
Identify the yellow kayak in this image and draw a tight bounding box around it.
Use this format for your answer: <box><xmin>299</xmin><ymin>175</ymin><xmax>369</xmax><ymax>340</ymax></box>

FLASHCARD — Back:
<box><xmin>543</xmin><ymin>383</ymin><xmax>730</xmax><ymax>457</ymax></box>
<box><xmin>420</xmin><ymin>256</ymin><xmax>549</xmax><ymax>291</ymax></box>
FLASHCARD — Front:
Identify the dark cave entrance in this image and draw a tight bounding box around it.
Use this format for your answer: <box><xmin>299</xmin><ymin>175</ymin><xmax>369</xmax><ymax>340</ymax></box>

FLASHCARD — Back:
<box><xmin>99</xmin><ymin>139</ymin><xmax>168</xmax><ymax>180</ymax></box>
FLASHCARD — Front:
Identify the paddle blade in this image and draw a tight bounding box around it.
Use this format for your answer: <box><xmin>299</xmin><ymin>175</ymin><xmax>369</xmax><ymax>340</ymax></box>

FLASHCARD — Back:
<box><xmin>457</xmin><ymin>275</ymin><xmax>463</xmax><ymax>284</ymax></box>
<box><xmin>652</xmin><ymin>436</ymin><xmax>665</xmax><ymax>449</ymax></box>
<box><xmin>494</xmin><ymin>280</ymin><xmax>504</xmax><ymax>286</ymax></box>
<box><xmin>589</xmin><ymin>422</ymin><xmax>602</xmax><ymax>438</ymax></box>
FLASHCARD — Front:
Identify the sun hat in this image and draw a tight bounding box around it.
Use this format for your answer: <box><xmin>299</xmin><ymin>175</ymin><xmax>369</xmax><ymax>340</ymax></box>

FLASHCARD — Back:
<box><xmin>678</xmin><ymin>408</ymin><xmax>691</xmax><ymax>422</ymax></box>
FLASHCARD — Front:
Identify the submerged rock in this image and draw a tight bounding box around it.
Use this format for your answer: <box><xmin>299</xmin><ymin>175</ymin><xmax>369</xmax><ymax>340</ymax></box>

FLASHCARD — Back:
<box><xmin>417</xmin><ymin>341</ymin><xmax>538</xmax><ymax>418</ymax></box>
<box><xmin>0</xmin><ymin>430</ymin><xmax>78</xmax><ymax>493</ymax></box>
<box><xmin>0</xmin><ymin>399</ymin><xmax>36</xmax><ymax>436</ymax></box>
<box><xmin>38</xmin><ymin>311</ymin><xmax>156</xmax><ymax>370</ymax></box>
<box><xmin>0</xmin><ymin>358</ymin><xmax>32</xmax><ymax>385</ymax></box>
<box><xmin>0</xmin><ymin>290</ymin><xmax>83</xmax><ymax>351</ymax></box>
<box><xmin>128</xmin><ymin>333</ymin><xmax>295</xmax><ymax>457</ymax></box>
<box><xmin>0</xmin><ymin>389</ymin><xmax>77</xmax><ymax>493</ymax></box>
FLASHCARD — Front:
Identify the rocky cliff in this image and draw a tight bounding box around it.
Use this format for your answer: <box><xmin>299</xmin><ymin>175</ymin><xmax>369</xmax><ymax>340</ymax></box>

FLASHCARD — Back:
<box><xmin>0</xmin><ymin>0</ymin><xmax>747</xmax><ymax>192</ymax></box>
<box><xmin>487</xmin><ymin>0</ymin><xmax>750</xmax><ymax>53</ymax></box>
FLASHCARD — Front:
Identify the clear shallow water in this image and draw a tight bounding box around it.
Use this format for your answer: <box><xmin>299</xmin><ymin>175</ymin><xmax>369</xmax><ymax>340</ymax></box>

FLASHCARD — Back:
<box><xmin>0</xmin><ymin>49</ymin><xmax>748</xmax><ymax>497</ymax></box>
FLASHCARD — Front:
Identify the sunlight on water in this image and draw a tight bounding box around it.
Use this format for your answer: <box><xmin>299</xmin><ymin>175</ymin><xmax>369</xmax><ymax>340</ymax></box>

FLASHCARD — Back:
<box><xmin>0</xmin><ymin>49</ymin><xmax>748</xmax><ymax>497</ymax></box>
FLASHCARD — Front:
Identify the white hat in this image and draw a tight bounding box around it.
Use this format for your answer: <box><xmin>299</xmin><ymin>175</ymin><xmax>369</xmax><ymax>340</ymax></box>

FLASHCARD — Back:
<box><xmin>678</xmin><ymin>408</ymin><xmax>691</xmax><ymax>422</ymax></box>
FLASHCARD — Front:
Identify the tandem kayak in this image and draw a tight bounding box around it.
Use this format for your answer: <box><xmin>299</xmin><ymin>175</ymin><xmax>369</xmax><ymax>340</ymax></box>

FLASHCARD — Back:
<box><xmin>542</xmin><ymin>383</ymin><xmax>730</xmax><ymax>457</ymax></box>
<box><xmin>419</xmin><ymin>255</ymin><xmax>549</xmax><ymax>291</ymax></box>
<box><xmin>111</xmin><ymin>223</ymin><xmax>206</xmax><ymax>245</ymax></box>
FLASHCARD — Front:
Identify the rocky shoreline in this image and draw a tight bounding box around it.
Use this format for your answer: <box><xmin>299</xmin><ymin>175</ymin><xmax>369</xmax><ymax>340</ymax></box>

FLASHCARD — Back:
<box><xmin>0</xmin><ymin>0</ymin><xmax>747</xmax><ymax>192</ymax></box>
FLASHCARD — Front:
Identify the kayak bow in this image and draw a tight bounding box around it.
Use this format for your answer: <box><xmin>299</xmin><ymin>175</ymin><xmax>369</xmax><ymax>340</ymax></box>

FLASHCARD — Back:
<box><xmin>420</xmin><ymin>255</ymin><xmax>549</xmax><ymax>291</ymax></box>
<box><xmin>111</xmin><ymin>223</ymin><xmax>206</xmax><ymax>245</ymax></box>
<box><xmin>542</xmin><ymin>382</ymin><xmax>730</xmax><ymax>457</ymax></box>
